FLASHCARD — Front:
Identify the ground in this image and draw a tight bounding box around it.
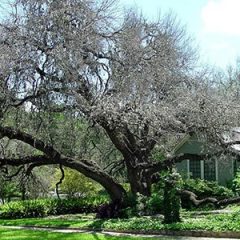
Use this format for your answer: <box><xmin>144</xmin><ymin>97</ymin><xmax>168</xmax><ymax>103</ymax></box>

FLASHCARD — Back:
<box><xmin>0</xmin><ymin>205</ymin><xmax>240</xmax><ymax>239</ymax></box>
<box><xmin>0</xmin><ymin>226</ymin><xmax>235</xmax><ymax>240</ymax></box>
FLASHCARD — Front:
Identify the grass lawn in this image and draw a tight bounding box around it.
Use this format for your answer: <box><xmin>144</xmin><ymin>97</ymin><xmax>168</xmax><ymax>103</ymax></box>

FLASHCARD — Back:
<box><xmin>1</xmin><ymin>206</ymin><xmax>240</xmax><ymax>239</ymax></box>
<box><xmin>1</xmin><ymin>210</ymin><xmax>240</xmax><ymax>233</ymax></box>
<box><xmin>0</xmin><ymin>226</ymin><xmax>177</xmax><ymax>240</ymax></box>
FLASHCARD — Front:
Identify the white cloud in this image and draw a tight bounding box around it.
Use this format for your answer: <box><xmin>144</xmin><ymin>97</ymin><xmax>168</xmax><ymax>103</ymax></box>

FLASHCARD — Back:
<box><xmin>202</xmin><ymin>0</ymin><xmax>240</xmax><ymax>35</ymax></box>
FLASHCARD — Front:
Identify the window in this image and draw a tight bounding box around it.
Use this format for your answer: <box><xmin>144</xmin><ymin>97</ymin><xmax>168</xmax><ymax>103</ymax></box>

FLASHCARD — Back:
<box><xmin>204</xmin><ymin>159</ymin><xmax>216</xmax><ymax>181</ymax></box>
<box><xmin>188</xmin><ymin>159</ymin><xmax>218</xmax><ymax>181</ymax></box>
<box><xmin>188</xmin><ymin>159</ymin><xmax>217</xmax><ymax>181</ymax></box>
<box><xmin>189</xmin><ymin>159</ymin><xmax>201</xmax><ymax>179</ymax></box>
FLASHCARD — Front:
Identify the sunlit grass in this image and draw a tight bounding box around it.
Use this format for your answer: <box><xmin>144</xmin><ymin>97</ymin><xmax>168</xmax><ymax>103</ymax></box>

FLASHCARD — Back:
<box><xmin>0</xmin><ymin>226</ymin><xmax>175</xmax><ymax>240</ymax></box>
<box><xmin>1</xmin><ymin>210</ymin><xmax>240</xmax><ymax>233</ymax></box>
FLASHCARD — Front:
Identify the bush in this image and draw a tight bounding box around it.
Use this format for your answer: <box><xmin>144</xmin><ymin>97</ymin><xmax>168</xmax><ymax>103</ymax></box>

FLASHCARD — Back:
<box><xmin>0</xmin><ymin>200</ymin><xmax>45</xmax><ymax>219</ymax></box>
<box><xmin>183</xmin><ymin>178</ymin><xmax>234</xmax><ymax>199</ymax></box>
<box><xmin>120</xmin><ymin>185</ymin><xmax>164</xmax><ymax>218</ymax></box>
<box><xmin>232</xmin><ymin>169</ymin><xmax>240</xmax><ymax>195</ymax></box>
<box><xmin>146</xmin><ymin>191</ymin><xmax>164</xmax><ymax>215</ymax></box>
<box><xmin>163</xmin><ymin>172</ymin><xmax>182</xmax><ymax>223</ymax></box>
<box><xmin>182</xmin><ymin>178</ymin><xmax>234</xmax><ymax>209</ymax></box>
<box><xmin>0</xmin><ymin>196</ymin><xmax>108</xmax><ymax>219</ymax></box>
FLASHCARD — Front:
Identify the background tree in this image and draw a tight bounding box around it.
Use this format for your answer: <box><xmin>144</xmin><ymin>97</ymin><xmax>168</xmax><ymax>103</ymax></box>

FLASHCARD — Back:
<box><xmin>54</xmin><ymin>167</ymin><xmax>102</xmax><ymax>198</ymax></box>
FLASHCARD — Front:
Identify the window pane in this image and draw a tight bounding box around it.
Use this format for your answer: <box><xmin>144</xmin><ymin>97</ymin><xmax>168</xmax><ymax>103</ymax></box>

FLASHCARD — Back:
<box><xmin>189</xmin><ymin>159</ymin><xmax>201</xmax><ymax>179</ymax></box>
<box><xmin>204</xmin><ymin>159</ymin><xmax>216</xmax><ymax>181</ymax></box>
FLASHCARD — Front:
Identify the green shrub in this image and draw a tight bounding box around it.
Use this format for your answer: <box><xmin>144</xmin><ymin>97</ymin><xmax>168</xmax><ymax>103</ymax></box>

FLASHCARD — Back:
<box><xmin>146</xmin><ymin>191</ymin><xmax>164</xmax><ymax>214</ymax></box>
<box><xmin>0</xmin><ymin>200</ymin><xmax>46</xmax><ymax>219</ymax></box>
<box><xmin>232</xmin><ymin>169</ymin><xmax>240</xmax><ymax>195</ymax></box>
<box><xmin>182</xmin><ymin>178</ymin><xmax>234</xmax><ymax>209</ymax></box>
<box><xmin>163</xmin><ymin>172</ymin><xmax>182</xmax><ymax>223</ymax></box>
<box><xmin>183</xmin><ymin>178</ymin><xmax>234</xmax><ymax>199</ymax></box>
<box><xmin>120</xmin><ymin>183</ymin><xmax>164</xmax><ymax>218</ymax></box>
<box><xmin>0</xmin><ymin>196</ymin><xmax>108</xmax><ymax>219</ymax></box>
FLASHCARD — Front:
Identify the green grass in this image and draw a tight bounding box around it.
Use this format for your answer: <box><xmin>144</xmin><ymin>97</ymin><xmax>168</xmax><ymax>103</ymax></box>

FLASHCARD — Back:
<box><xmin>1</xmin><ymin>206</ymin><xmax>240</xmax><ymax>236</ymax></box>
<box><xmin>0</xmin><ymin>226</ymin><xmax>176</xmax><ymax>240</ymax></box>
<box><xmin>1</xmin><ymin>211</ymin><xmax>240</xmax><ymax>232</ymax></box>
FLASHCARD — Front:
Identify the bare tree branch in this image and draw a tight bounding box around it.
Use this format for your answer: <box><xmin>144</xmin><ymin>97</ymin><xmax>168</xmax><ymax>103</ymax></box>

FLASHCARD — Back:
<box><xmin>56</xmin><ymin>164</ymin><xmax>65</xmax><ymax>199</ymax></box>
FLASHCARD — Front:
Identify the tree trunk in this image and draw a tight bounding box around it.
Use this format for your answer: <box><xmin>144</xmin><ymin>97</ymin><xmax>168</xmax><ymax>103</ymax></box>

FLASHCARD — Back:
<box><xmin>128</xmin><ymin>169</ymin><xmax>151</xmax><ymax>196</ymax></box>
<box><xmin>102</xmin><ymin>125</ymin><xmax>152</xmax><ymax>197</ymax></box>
<box><xmin>62</xmin><ymin>158</ymin><xmax>126</xmax><ymax>203</ymax></box>
<box><xmin>125</xmin><ymin>155</ymin><xmax>152</xmax><ymax>197</ymax></box>
<box><xmin>61</xmin><ymin>158</ymin><xmax>128</xmax><ymax>218</ymax></box>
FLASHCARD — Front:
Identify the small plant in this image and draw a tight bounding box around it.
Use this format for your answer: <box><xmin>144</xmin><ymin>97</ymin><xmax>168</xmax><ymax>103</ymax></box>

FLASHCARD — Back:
<box><xmin>146</xmin><ymin>191</ymin><xmax>164</xmax><ymax>215</ymax></box>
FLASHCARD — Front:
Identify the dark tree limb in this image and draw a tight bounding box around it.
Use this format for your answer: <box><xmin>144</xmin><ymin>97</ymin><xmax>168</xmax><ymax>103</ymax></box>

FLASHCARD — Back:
<box><xmin>0</xmin><ymin>155</ymin><xmax>52</xmax><ymax>167</ymax></box>
<box><xmin>4</xmin><ymin>166</ymin><xmax>24</xmax><ymax>180</ymax></box>
<box><xmin>0</xmin><ymin>126</ymin><xmax>60</xmax><ymax>160</ymax></box>
<box><xmin>56</xmin><ymin>164</ymin><xmax>65</xmax><ymax>199</ymax></box>
<box><xmin>180</xmin><ymin>190</ymin><xmax>240</xmax><ymax>208</ymax></box>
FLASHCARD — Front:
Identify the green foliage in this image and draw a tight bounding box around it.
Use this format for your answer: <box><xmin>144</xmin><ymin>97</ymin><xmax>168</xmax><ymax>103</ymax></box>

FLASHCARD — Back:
<box><xmin>183</xmin><ymin>178</ymin><xmax>234</xmax><ymax>199</ymax></box>
<box><xmin>182</xmin><ymin>178</ymin><xmax>234</xmax><ymax>209</ymax></box>
<box><xmin>0</xmin><ymin>179</ymin><xmax>20</xmax><ymax>203</ymax></box>
<box><xmin>232</xmin><ymin>169</ymin><xmax>240</xmax><ymax>195</ymax></box>
<box><xmin>122</xmin><ymin>177</ymin><xmax>234</xmax><ymax>219</ymax></box>
<box><xmin>54</xmin><ymin>168</ymin><xmax>102</xmax><ymax>198</ymax></box>
<box><xmin>0</xmin><ymin>197</ymin><xmax>108</xmax><ymax>219</ymax></box>
<box><xmin>0</xmin><ymin>200</ymin><xmax>46</xmax><ymax>219</ymax></box>
<box><xmin>146</xmin><ymin>191</ymin><xmax>164</xmax><ymax>215</ymax></box>
<box><xmin>163</xmin><ymin>171</ymin><xmax>182</xmax><ymax>223</ymax></box>
<box><xmin>3</xmin><ymin>209</ymin><xmax>240</xmax><ymax>233</ymax></box>
<box><xmin>151</xmin><ymin>150</ymin><xmax>166</xmax><ymax>162</ymax></box>
<box><xmin>120</xmin><ymin>192</ymin><xmax>155</xmax><ymax>218</ymax></box>
<box><xmin>121</xmin><ymin>184</ymin><xmax>164</xmax><ymax>218</ymax></box>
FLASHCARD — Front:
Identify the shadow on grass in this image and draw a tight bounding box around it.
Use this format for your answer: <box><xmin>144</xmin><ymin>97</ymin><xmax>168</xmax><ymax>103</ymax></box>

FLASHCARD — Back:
<box><xmin>0</xmin><ymin>227</ymin><xmax>157</xmax><ymax>240</ymax></box>
<box><xmin>88</xmin><ymin>219</ymin><xmax>109</xmax><ymax>230</ymax></box>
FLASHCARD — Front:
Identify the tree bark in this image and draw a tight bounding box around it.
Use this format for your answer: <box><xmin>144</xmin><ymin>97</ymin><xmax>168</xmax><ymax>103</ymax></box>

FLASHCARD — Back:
<box><xmin>126</xmin><ymin>164</ymin><xmax>151</xmax><ymax>196</ymax></box>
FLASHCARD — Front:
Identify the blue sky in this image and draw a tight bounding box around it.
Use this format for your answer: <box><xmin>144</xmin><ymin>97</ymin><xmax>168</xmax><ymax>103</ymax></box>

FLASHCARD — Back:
<box><xmin>1</xmin><ymin>0</ymin><xmax>239</xmax><ymax>69</ymax></box>
<box><xmin>119</xmin><ymin>0</ymin><xmax>240</xmax><ymax>69</ymax></box>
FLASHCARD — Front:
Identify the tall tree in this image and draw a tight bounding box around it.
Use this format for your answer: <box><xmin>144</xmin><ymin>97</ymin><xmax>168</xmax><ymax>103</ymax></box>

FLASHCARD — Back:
<box><xmin>0</xmin><ymin>0</ymin><xmax>239</xmax><ymax>215</ymax></box>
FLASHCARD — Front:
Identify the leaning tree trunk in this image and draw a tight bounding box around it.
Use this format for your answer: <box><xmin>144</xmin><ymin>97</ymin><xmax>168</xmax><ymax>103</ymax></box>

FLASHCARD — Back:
<box><xmin>62</xmin><ymin>157</ymin><xmax>127</xmax><ymax>218</ymax></box>
<box><xmin>102</xmin><ymin>124</ymin><xmax>153</xmax><ymax>197</ymax></box>
<box><xmin>63</xmin><ymin>158</ymin><xmax>126</xmax><ymax>203</ymax></box>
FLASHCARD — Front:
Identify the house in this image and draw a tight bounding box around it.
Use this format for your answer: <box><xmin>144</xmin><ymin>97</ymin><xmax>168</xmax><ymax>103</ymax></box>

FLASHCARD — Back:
<box><xmin>175</xmin><ymin>130</ymin><xmax>240</xmax><ymax>186</ymax></box>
